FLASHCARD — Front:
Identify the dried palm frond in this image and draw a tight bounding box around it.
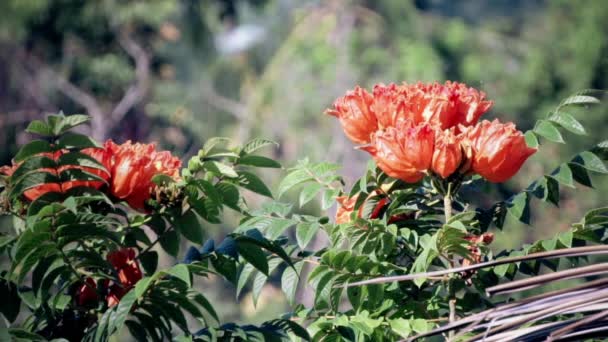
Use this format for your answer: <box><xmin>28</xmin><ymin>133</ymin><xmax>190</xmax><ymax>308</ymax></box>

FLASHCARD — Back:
<box><xmin>346</xmin><ymin>245</ymin><xmax>608</xmax><ymax>341</ymax></box>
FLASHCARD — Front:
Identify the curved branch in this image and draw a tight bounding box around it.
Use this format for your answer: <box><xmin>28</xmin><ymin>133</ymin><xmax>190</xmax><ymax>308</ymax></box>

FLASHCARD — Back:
<box><xmin>110</xmin><ymin>32</ymin><xmax>151</xmax><ymax>123</ymax></box>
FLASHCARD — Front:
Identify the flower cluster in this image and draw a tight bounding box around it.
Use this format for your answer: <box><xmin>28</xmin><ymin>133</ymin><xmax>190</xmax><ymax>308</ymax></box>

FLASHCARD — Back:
<box><xmin>77</xmin><ymin>248</ymin><xmax>143</xmax><ymax>307</ymax></box>
<box><xmin>327</xmin><ymin>81</ymin><xmax>536</xmax><ymax>183</ymax></box>
<box><xmin>1</xmin><ymin>140</ymin><xmax>181</xmax><ymax>211</ymax></box>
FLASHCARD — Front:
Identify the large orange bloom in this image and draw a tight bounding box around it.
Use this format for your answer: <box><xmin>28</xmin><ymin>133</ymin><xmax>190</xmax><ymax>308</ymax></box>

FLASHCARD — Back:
<box><xmin>371</xmin><ymin>83</ymin><xmax>422</xmax><ymax>129</ymax></box>
<box><xmin>404</xmin><ymin>81</ymin><xmax>493</xmax><ymax>131</ymax></box>
<box><xmin>362</xmin><ymin>121</ymin><xmax>435</xmax><ymax>183</ymax></box>
<box><xmin>104</xmin><ymin>140</ymin><xmax>181</xmax><ymax>211</ymax></box>
<box><xmin>431</xmin><ymin>128</ymin><xmax>466</xmax><ymax>179</ymax></box>
<box><xmin>0</xmin><ymin>148</ymin><xmax>110</xmax><ymax>201</ymax></box>
<box><xmin>325</xmin><ymin>86</ymin><xmax>377</xmax><ymax>144</ymax></box>
<box><xmin>466</xmin><ymin>119</ymin><xmax>537</xmax><ymax>183</ymax></box>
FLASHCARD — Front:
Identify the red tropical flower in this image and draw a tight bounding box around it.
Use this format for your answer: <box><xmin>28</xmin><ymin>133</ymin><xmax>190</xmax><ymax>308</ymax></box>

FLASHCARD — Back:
<box><xmin>362</xmin><ymin>121</ymin><xmax>435</xmax><ymax>183</ymax></box>
<box><xmin>431</xmin><ymin>128</ymin><xmax>466</xmax><ymax>179</ymax></box>
<box><xmin>76</xmin><ymin>277</ymin><xmax>99</xmax><ymax>306</ymax></box>
<box><xmin>325</xmin><ymin>86</ymin><xmax>378</xmax><ymax>144</ymax></box>
<box><xmin>462</xmin><ymin>233</ymin><xmax>494</xmax><ymax>267</ymax></box>
<box><xmin>371</xmin><ymin>83</ymin><xmax>421</xmax><ymax>129</ymax></box>
<box><xmin>107</xmin><ymin>248</ymin><xmax>143</xmax><ymax>288</ymax></box>
<box><xmin>403</xmin><ymin>81</ymin><xmax>493</xmax><ymax>131</ymax></box>
<box><xmin>105</xmin><ymin>248</ymin><xmax>143</xmax><ymax>307</ymax></box>
<box><xmin>104</xmin><ymin>140</ymin><xmax>181</xmax><ymax>211</ymax></box>
<box><xmin>335</xmin><ymin>195</ymin><xmax>358</xmax><ymax>224</ymax></box>
<box><xmin>466</xmin><ymin>119</ymin><xmax>537</xmax><ymax>183</ymax></box>
<box><xmin>106</xmin><ymin>286</ymin><xmax>124</xmax><ymax>308</ymax></box>
<box><xmin>335</xmin><ymin>194</ymin><xmax>389</xmax><ymax>224</ymax></box>
<box><xmin>0</xmin><ymin>148</ymin><xmax>110</xmax><ymax>201</ymax></box>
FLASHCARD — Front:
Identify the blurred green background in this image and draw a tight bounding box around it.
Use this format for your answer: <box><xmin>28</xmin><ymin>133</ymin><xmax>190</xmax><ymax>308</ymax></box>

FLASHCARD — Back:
<box><xmin>1</xmin><ymin>0</ymin><xmax>608</xmax><ymax>326</ymax></box>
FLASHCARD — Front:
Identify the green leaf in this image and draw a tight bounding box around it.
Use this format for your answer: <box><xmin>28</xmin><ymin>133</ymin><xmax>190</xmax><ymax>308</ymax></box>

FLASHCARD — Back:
<box><xmin>168</xmin><ymin>264</ymin><xmax>191</xmax><ymax>287</ymax></box>
<box><xmin>558</xmin><ymin>231</ymin><xmax>573</xmax><ymax>248</ymax></box>
<box><xmin>296</xmin><ymin>222</ymin><xmax>320</xmax><ymax>249</ymax></box>
<box><xmin>10</xmin><ymin>155</ymin><xmax>56</xmax><ymax>180</ymax></box>
<box><xmin>25</xmin><ymin>120</ymin><xmax>54</xmax><ymax>136</ymax></box>
<box><xmin>549</xmin><ymin>112</ymin><xmax>586</xmax><ymax>135</ymax></box>
<box><xmin>159</xmin><ymin>229</ymin><xmax>180</xmax><ymax>257</ymax></box>
<box><xmin>549</xmin><ymin>164</ymin><xmax>575</xmax><ymax>188</ymax></box>
<box><xmin>14</xmin><ymin>140</ymin><xmax>53</xmax><ymax>163</ymax></box>
<box><xmin>524</xmin><ymin>131</ymin><xmax>539</xmax><ymax>149</ymax></box>
<box><xmin>252</xmin><ymin>270</ymin><xmax>267</xmax><ymax>307</ymax></box>
<box><xmin>205</xmin><ymin>161</ymin><xmax>238</xmax><ymax>178</ymax></box>
<box><xmin>534</xmin><ymin>120</ymin><xmax>564</xmax><ymax>143</ymax></box>
<box><xmin>202</xmin><ymin>137</ymin><xmax>232</xmax><ymax>155</ymax></box>
<box><xmin>237</xmin><ymin>171</ymin><xmax>273</xmax><ymax>198</ymax></box>
<box><xmin>8</xmin><ymin>329</ymin><xmax>46</xmax><ymax>341</ymax></box>
<box><xmin>56</xmin><ymin>151</ymin><xmax>106</xmax><ymax>170</ymax></box>
<box><xmin>321</xmin><ymin>188</ymin><xmax>339</xmax><ymax>210</ymax></box>
<box><xmin>560</xmin><ymin>94</ymin><xmax>600</xmax><ymax>107</ymax></box>
<box><xmin>56</xmin><ymin>223</ymin><xmax>120</xmax><ymax>245</ymax></box>
<box><xmin>411</xmin><ymin>319</ymin><xmax>431</xmax><ymax>334</ymax></box>
<box><xmin>281</xmin><ymin>262</ymin><xmax>304</xmax><ymax>305</ymax></box>
<box><xmin>570</xmin><ymin>151</ymin><xmax>608</xmax><ymax>174</ymax></box>
<box><xmin>55</xmin><ymin>114</ymin><xmax>90</xmax><ymax>134</ymax></box>
<box><xmin>0</xmin><ymin>279</ymin><xmax>21</xmax><ymax>323</ymax></box>
<box><xmin>15</xmin><ymin>223</ymin><xmax>52</xmax><ymax>263</ymax></box>
<box><xmin>388</xmin><ymin>318</ymin><xmax>412</xmax><ymax>338</ymax></box>
<box><xmin>59</xmin><ymin>168</ymin><xmax>107</xmax><ymax>183</ymax></box>
<box><xmin>236</xmin><ymin>263</ymin><xmax>256</xmax><ymax>298</ymax></box>
<box><xmin>174</xmin><ymin>210</ymin><xmax>204</xmax><ymax>244</ymax></box>
<box><xmin>216</xmin><ymin>182</ymin><xmax>241</xmax><ymax>211</ymax></box>
<box><xmin>107</xmin><ymin>289</ymin><xmax>139</xmax><ymax>338</ymax></box>
<box><xmin>139</xmin><ymin>251</ymin><xmax>158</xmax><ymax>275</ymax></box>
<box><xmin>56</xmin><ymin>132</ymin><xmax>100</xmax><ymax>149</ymax></box>
<box><xmin>236</xmin><ymin>240</ymin><xmax>269</xmax><ymax>275</ymax></box>
<box><xmin>299</xmin><ymin>183</ymin><xmax>323</xmax><ymax>207</ymax></box>
<box><xmin>238</xmin><ymin>155</ymin><xmax>281</xmax><ymax>168</ymax></box>
<box><xmin>266</xmin><ymin>218</ymin><xmax>297</xmax><ymax>239</ymax></box>
<box><xmin>278</xmin><ymin>169</ymin><xmax>312</xmax><ymax>198</ymax></box>
<box><xmin>569</xmin><ymin>163</ymin><xmax>593</xmax><ymax>187</ymax></box>
<box><xmin>507</xmin><ymin>192</ymin><xmax>531</xmax><ymax>224</ymax></box>
<box><xmin>242</xmin><ymin>138</ymin><xmax>278</xmax><ymax>154</ymax></box>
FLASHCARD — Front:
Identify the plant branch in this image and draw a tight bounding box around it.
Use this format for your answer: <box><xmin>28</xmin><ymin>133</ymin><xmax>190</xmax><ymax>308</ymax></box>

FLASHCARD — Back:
<box><xmin>201</xmin><ymin>81</ymin><xmax>247</xmax><ymax>121</ymax></box>
<box><xmin>345</xmin><ymin>245</ymin><xmax>608</xmax><ymax>287</ymax></box>
<box><xmin>110</xmin><ymin>31</ymin><xmax>151</xmax><ymax>123</ymax></box>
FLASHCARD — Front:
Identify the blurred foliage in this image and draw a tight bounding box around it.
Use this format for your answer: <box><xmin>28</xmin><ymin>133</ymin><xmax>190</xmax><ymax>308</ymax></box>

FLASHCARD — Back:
<box><xmin>1</xmin><ymin>0</ymin><xmax>607</xmax><ymax>329</ymax></box>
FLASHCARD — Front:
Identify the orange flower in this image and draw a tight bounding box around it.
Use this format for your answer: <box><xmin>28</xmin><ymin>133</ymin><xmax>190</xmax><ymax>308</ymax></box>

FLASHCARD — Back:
<box><xmin>335</xmin><ymin>193</ymin><xmax>414</xmax><ymax>225</ymax></box>
<box><xmin>76</xmin><ymin>277</ymin><xmax>99</xmax><ymax>306</ymax></box>
<box><xmin>431</xmin><ymin>128</ymin><xmax>465</xmax><ymax>179</ymax></box>
<box><xmin>107</xmin><ymin>248</ymin><xmax>143</xmax><ymax>288</ymax></box>
<box><xmin>335</xmin><ymin>194</ymin><xmax>389</xmax><ymax>224</ymax></box>
<box><xmin>466</xmin><ymin>119</ymin><xmax>537</xmax><ymax>183</ymax></box>
<box><xmin>371</xmin><ymin>83</ymin><xmax>421</xmax><ymax>129</ymax></box>
<box><xmin>362</xmin><ymin>121</ymin><xmax>435</xmax><ymax>183</ymax></box>
<box><xmin>105</xmin><ymin>248</ymin><xmax>143</xmax><ymax>307</ymax></box>
<box><xmin>106</xmin><ymin>286</ymin><xmax>124</xmax><ymax>307</ymax></box>
<box><xmin>404</xmin><ymin>81</ymin><xmax>493</xmax><ymax>131</ymax></box>
<box><xmin>105</xmin><ymin>140</ymin><xmax>181</xmax><ymax>211</ymax></box>
<box><xmin>462</xmin><ymin>233</ymin><xmax>494</xmax><ymax>266</ymax></box>
<box><xmin>325</xmin><ymin>86</ymin><xmax>378</xmax><ymax>144</ymax></box>
<box><xmin>335</xmin><ymin>195</ymin><xmax>358</xmax><ymax>224</ymax></box>
<box><xmin>0</xmin><ymin>148</ymin><xmax>110</xmax><ymax>201</ymax></box>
